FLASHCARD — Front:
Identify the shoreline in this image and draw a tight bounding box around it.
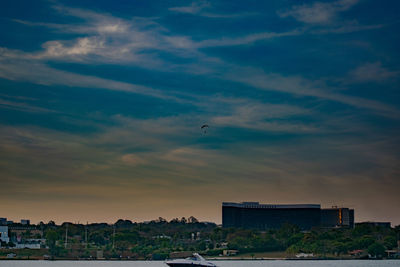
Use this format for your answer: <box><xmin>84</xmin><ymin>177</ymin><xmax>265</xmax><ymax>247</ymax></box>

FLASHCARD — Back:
<box><xmin>0</xmin><ymin>257</ymin><xmax>398</xmax><ymax>261</ymax></box>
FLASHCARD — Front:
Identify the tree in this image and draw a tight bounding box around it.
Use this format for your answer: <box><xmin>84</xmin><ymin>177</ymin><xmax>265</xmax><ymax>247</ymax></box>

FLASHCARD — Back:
<box><xmin>368</xmin><ymin>242</ymin><xmax>385</xmax><ymax>258</ymax></box>
<box><xmin>383</xmin><ymin>236</ymin><xmax>397</xmax><ymax>250</ymax></box>
<box><xmin>188</xmin><ymin>216</ymin><xmax>199</xmax><ymax>224</ymax></box>
<box><xmin>46</xmin><ymin>230</ymin><xmax>59</xmax><ymax>257</ymax></box>
<box><xmin>356</xmin><ymin>236</ymin><xmax>375</xmax><ymax>249</ymax></box>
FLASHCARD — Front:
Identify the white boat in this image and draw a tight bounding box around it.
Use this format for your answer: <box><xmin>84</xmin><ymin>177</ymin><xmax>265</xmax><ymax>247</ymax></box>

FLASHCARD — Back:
<box><xmin>165</xmin><ymin>253</ymin><xmax>216</xmax><ymax>267</ymax></box>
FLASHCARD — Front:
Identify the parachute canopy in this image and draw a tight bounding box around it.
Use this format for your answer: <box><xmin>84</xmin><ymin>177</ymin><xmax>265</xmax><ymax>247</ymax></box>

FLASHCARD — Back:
<box><xmin>201</xmin><ymin>124</ymin><xmax>209</xmax><ymax>134</ymax></box>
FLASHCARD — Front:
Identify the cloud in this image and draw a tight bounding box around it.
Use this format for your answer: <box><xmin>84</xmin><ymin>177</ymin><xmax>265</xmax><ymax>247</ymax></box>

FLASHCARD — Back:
<box><xmin>2</xmin><ymin>2</ymin><xmax>397</xmax><ymax>122</ymax></box>
<box><xmin>169</xmin><ymin>1</ymin><xmax>211</xmax><ymax>14</ymax></box>
<box><xmin>169</xmin><ymin>1</ymin><xmax>256</xmax><ymax>18</ymax></box>
<box><xmin>210</xmin><ymin>100</ymin><xmax>316</xmax><ymax>133</ymax></box>
<box><xmin>162</xmin><ymin>147</ymin><xmax>212</xmax><ymax>167</ymax></box>
<box><xmin>278</xmin><ymin>0</ymin><xmax>359</xmax><ymax>25</ymax></box>
<box><xmin>121</xmin><ymin>154</ymin><xmax>147</xmax><ymax>166</ymax></box>
<box><xmin>12</xmin><ymin>5</ymin><xmax>295</xmax><ymax>65</ymax></box>
<box><xmin>350</xmin><ymin>62</ymin><xmax>399</xmax><ymax>82</ymax></box>
<box><xmin>1</xmin><ymin>117</ymin><xmax>399</xmax><ymax>223</ymax></box>
<box><xmin>0</xmin><ymin>50</ymin><xmax>185</xmax><ymax>102</ymax></box>
<box><xmin>223</xmin><ymin>67</ymin><xmax>400</xmax><ymax>118</ymax></box>
<box><xmin>197</xmin><ymin>30</ymin><xmax>302</xmax><ymax>47</ymax></box>
<box><xmin>41</xmin><ymin>37</ymin><xmax>105</xmax><ymax>58</ymax></box>
<box><xmin>51</xmin><ymin>5</ymin><xmax>131</xmax><ymax>34</ymax></box>
<box><xmin>12</xmin><ymin>6</ymin><xmax>176</xmax><ymax>64</ymax></box>
<box><xmin>0</xmin><ymin>98</ymin><xmax>56</xmax><ymax>113</ymax></box>
<box><xmin>310</xmin><ymin>20</ymin><xmax>384</xmax><ymax>34</ymax></box>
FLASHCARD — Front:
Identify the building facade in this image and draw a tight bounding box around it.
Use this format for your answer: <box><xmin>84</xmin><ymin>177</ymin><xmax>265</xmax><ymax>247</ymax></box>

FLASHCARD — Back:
<box><xmin>21</xmin><ymin>219</ymin><xmax>30</xmax><ymax>225</ymax></box>
<box><xmin>355</xmin><ymin>222</ymin><xmax>391</xmax><ymax>228</ymax></box>
<box><xmin>222</xmin><ymin>202</ymin><xmax>355</xmax><ymax>230</ymax></box>
<box><xmin>321</xmin><ymin>207</ymin><xmax>354</xmax><ymax>228</ymax></box>
<box><xmin>0</xmin><ymin>226</ymin><xmax>10</xmax><ymax>243</ymax></box>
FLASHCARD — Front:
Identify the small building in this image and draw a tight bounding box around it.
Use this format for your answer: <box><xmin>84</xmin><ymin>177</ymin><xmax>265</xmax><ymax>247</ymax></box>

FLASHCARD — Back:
<box><xmin>15</xmin><ymin>243</ymin><xmax>41</xmax><ymax>249</ymax></box>
<box><xmin>223</xmin><ymin>249</ymin><xmax>238</xmax><ymax>256</ymax></box>
<box><xmin>14</xmin><ymin>238</ymin><xmax>46</xmax><ymax>249</ymax></box>
<box><xmin>0</xmin><ymin>226</ymin><xmax>10</xmax><ymax>243</ymax></box>
<box><xmin>356</xmin><ymin>222</ymin><xmax>391</xmax><ymax>228</ymax></box>
<box><xmin>349</xmin><ymin>249</ymin><xmax>365</xmax><ymax>258</ymax></box>
<box><xmin>296</xmin><ymin>253</ymin><xmax>314</xmax><ymax>258</ymax></box>
<box><xmin>96</xmin><ymin>250</ymin><xmax>104</xmax><ymax>259</ymax></box>
<box><xmin>386</xmin><ymin>250</ymin><xmax>400</xmax><ymax>259</ymax></box>
<box><xmin>21</xmin><ymin>219</ymin><xmax>30</xmax><ymax>225</ymax></box>
<box><xmin>0</xmin><ymin>218</ymin><xmax>6</xmax><ymax>226</ymax></box>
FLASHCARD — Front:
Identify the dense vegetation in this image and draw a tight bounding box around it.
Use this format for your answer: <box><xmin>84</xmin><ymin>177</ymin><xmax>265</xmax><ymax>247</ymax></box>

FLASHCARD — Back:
<box><xmin>3</xmin><ymin>218</ymin><xmax>399</xmax><ymax>260</ymax></box>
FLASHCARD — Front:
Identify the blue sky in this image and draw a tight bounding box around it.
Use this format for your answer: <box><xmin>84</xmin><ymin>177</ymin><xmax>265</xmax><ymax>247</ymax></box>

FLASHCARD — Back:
<box><xmin>0</xmin><ymin>0</ymin><xmax>399</xmax><ymax>224</ymax></box>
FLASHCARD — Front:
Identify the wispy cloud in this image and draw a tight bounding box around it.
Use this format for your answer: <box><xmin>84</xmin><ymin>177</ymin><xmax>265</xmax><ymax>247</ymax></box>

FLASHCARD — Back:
<box><xmin>310</xmin><ymin>20</ymin><xmax>384</xmax><ymax>34</ymax></box>
<box><xmin>169</xmin><ymin>1</ymin><xmax>211</xmax><ymax>15</ymax></box>
<box><xmin>210</xmin><ymin>100</ymin><xmax>316</xmax><ymax>132</ymax></box>
<box><xmin>350</xmin><ymin>62</ymin><xmax>399</xmax><ymax>83</ymax></box>
<box><xmin>223</xmin><ymin>67</ymin><xmax>400</xmax><ymax>118</ymax></box>
<box><xmin>277</xmin><ymin>0</ymin><xmax>384</xmax><ymax>36</ymax></box>
<box><xmin>0</xmin><ymin>98</ymin><xmax>55</xmax><ymax>113</ymax></box>
<box><xmin>0</xmin><ymin>51</ymin><xmax>183</xmax><ymax>102</ymax></box>
<box><xmin>1</xmin><ymin>117</ymin><xmax>399</xmax><ymax>223</ymax></box>
<box><xmin>1</xmin><ymin>3</ymin><xmax>398</xmax><ymax>123</ymax></box>
<box><xmin>168</xmin><ymin>1</ymin><xmax>254</xmax><ymax>18</ymax></box>
<box><xmin>197</xmin><ymin>30</ymin><xmax>302</xmax><ymax>47</ymax></box>
<box><xmin>278</xmin><ymin>0</ymin><xmax>359</xmax><ymax>25</ymax></box>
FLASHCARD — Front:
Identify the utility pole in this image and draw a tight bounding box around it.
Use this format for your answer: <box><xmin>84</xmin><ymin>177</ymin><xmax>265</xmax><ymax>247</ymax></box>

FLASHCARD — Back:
<box><xmin>112</xmin><ymin>224</ymin><xmax>116</xmax><ymax>249</ymax></box>
<box><xmin>64</xmin><ymin>223</ymin><xmax>68</xmax><ymax>249</ymax></box>
<box><xmin>85</xmin><ymin>222</ymin><xmax>88</xmax><ymax>249</ymax></box>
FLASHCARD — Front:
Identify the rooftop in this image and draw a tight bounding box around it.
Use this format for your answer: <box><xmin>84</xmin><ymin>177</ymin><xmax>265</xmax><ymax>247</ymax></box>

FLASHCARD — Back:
<box><xmin>222</xmin><ymin>202</ymin><xmax>321</xmax><ymax>209</ymax></box>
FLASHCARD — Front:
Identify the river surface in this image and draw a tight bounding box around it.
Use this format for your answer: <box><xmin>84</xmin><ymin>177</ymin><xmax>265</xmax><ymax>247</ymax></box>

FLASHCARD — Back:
<box><xmin>1</xmin><ymin>261</ymin><xmax>400</xmax><ymax>267</ymax></box>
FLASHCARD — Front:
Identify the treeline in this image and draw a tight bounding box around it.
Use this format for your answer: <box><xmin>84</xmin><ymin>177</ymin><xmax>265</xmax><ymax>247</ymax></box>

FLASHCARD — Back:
<box><xmin>224</xmin><ymin>223</ymin><xmax>399</xmax><ymax>258</ymax></box>
<box><xmin>10</xmin><ymin>218</ymin><xmax>400</xmax><ymax>259</ymax></box>
<box><xmin>43</xmin><ymin>217</ymin><xmax>218</xmax><ymax>259</ymax></box>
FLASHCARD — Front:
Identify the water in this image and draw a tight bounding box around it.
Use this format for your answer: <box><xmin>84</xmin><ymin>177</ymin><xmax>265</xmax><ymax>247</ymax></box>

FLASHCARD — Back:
<box><xmin>0</xmin><ymin>261</ymin><xmax>399</xmax><ymax>267</ymax></box>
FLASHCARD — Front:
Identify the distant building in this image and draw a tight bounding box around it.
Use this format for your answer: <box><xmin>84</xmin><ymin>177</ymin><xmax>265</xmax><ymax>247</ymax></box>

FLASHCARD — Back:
<box><xmin>21</xmin><ymin>219</ymin><xmax>30</xmax><ymax>225</ymax></box>
<box><xmin>0</xmin><ymin>218</ymin><xmax>6</xmax><ymax>225</ymax></box>
<box><xmin>96</xmin><ymin>250</ymin><xmax>104</xmax><ymax>259</ymax></box>
<box><xmin>356</xmin><ymin>222</ymin><xmax>391</xmax><ymax>228</ymax></box>
<box><xmin>222</xmin><ymin>202</ymin><xmax>355</xmax><ymax>230</ymax></box>
<box><xmin>222</xmin><ymin>202</ymin><xmax>321</xmax><ymax>230</ymax></box>
<box><xmin>223</xmin><ymin>249</ymin><xmax>238</xmax><ymax>256</ymax></box>
<box><xmin>0</xmin><ymin>226</ymin><xmax>10</xmax><ymax>243</ymax></box>
<box><xmin>321</xmin><ymin>207</ymin><xmax>354</xmax><ymax>228</ymax></box>
<box><xmin>13</xmin><ymin>238</ymin><xmax>46</xmax><ymax>249</ymax></box>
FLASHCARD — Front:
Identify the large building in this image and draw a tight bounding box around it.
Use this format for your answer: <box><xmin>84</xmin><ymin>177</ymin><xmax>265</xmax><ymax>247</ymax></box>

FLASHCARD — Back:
<box><xmin>222</xmin><ymin>202</ymin><xmax>354</xmax><ymax>230</ymax></box>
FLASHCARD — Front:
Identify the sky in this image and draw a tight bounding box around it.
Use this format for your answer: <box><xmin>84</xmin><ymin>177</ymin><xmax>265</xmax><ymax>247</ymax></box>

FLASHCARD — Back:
<box><xmin>0</xmin><ymin>0</ymin><xmax>399</xmax><ymax>225</ymax></box>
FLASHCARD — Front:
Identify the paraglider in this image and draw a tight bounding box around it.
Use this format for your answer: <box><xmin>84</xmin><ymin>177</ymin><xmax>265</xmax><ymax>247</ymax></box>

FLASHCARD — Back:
<box><xmin>201</xmin><ymin>124</ymin><xmax>209</xmax><ymax>134</ymax></box>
